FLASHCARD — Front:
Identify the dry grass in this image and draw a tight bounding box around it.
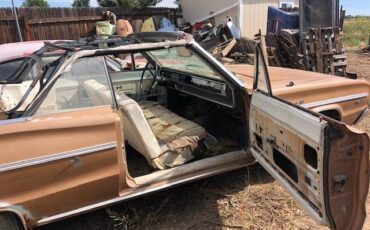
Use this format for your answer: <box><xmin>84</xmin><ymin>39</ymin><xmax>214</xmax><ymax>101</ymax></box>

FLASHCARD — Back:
<box><xmin>38</xmin><ymin>51</ymin><xmax>370</xmax><ymax>230</ymax></box>
<box><xmin>38</xmin><ymin>166</ymin><xmax>329</xmax><ymax>230</ymax></box>
<box><xmin>343</xmin><ymin>17</ymin><xmax>370</xmax><ymax>48</ymax></box>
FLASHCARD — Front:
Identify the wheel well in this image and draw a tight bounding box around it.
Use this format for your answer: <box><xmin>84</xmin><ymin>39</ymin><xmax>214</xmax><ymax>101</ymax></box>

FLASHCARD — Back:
<box><xmin>0</xmin><ymin>211</ymin><xmax>26</xmax><ymax>230</ymax></box>
<box><xmin>319</xmin><ymin>109</ymin><xmax>341</xmax><ymax>121</ymax></box>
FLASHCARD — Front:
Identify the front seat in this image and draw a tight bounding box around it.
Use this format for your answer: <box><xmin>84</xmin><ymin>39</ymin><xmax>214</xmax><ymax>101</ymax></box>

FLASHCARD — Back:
<box><xmin>83</xmin><ymin>80</ymin><xmax>207</xmax><ymax>170</ymax></box>
<box><xmin>118</xmin><ymin>96</ymin><xmax>207</xmax><ymax>169</ymax></box>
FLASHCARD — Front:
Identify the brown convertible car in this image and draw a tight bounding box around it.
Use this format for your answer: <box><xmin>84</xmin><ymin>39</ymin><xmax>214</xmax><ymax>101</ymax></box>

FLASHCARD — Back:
<box><xmin>0</xmin><ymin>33</ymin><xmax>369</xmax><ymax>230</ymax></box>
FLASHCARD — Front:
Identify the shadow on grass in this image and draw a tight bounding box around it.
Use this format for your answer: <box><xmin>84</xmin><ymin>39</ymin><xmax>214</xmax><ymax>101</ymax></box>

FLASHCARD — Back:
<box><xmin>37</xmin><ymin>165</ymin><xmax>273</xmax><ymax>230</ymax></box>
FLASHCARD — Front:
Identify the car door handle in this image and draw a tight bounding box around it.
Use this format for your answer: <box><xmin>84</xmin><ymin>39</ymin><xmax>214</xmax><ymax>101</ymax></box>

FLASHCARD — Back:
<box><xmin>266</xmin><ymin>135</ymin><xmax>276</xmax><ymax>145</ymax></box>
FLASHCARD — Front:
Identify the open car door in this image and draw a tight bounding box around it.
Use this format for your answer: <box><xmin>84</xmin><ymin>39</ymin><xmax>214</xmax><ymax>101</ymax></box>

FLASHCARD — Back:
<box><xmin>249</xmin><ymin>43</ymin><xmax>369</xmax><ymax>229</ymax></box>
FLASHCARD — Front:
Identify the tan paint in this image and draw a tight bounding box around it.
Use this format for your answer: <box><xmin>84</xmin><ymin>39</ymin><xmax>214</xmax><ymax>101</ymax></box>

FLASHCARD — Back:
<box><xmin>0</xmin><ymin>106</ymin><xmax>126</xmax><ymax>226</ymax></box>
<box><xmin>227</xmin><ymin>64</ymin><xmax>370</xmax><ymax>124</ymax></box>
<box><xmin>326</xmin><ymin>122</ymin><xmax>369</xmax><ymax>230</ymax></box>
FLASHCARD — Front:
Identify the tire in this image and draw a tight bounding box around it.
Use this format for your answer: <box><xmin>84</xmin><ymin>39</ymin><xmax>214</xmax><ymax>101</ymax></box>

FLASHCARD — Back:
<box><xmin>0</xmin><ymin>213</ymin><xmax>23</xmax><ymax>230</ymax></box>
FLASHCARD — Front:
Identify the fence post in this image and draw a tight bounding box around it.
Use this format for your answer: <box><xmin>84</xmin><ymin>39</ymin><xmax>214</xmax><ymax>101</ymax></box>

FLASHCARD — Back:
<box><xmin>173</xmin><ymin>9</ymin><xmax>178</xmax><ymax>27</ymax></box>
<box><xmin>23</xmin><ymin>16</ymin><xmax>32</xmax><ymax>41</ymax></box>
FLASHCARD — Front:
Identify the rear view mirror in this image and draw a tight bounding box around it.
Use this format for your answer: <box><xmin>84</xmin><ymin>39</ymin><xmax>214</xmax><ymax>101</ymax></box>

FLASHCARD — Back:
<box><xmin>176</xmin><ymin>47</ymin><xmax>193</xmax><ymax>57</ymax></box>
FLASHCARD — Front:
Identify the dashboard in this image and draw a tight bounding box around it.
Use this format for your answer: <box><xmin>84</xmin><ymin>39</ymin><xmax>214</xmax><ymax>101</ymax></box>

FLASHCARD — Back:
<box><xmin>110</xmin><ymin>69</ymin><xmax>234</xmax><ymax>108</ymax></box>
<box><xmin>160</xmin><ymin>69</ymin><xmax>234</xmax><ymax>108</ymax></box>
<box><xmin>111</xmin><ymin>71</ymin><xmax>163</xmax><ymax>98</ymax></box>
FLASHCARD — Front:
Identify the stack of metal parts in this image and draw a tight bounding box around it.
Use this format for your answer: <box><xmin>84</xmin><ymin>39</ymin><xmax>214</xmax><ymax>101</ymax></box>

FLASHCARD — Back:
<box><xmin>208</xmin><ymin>37</ymin><xmax>256</xmax><ymax>64</ymax></box>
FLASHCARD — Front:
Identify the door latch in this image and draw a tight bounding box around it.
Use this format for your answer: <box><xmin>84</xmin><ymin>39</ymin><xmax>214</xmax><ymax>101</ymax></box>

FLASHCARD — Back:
<box><xmin>333</xmin><ymin>175</ymin><xmax>348</xmax><ymax>193</ymax></box>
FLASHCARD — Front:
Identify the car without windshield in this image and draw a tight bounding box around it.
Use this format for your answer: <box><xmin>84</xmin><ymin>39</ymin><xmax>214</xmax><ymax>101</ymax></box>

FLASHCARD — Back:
<box><xmin>0</xmin><ymin>33</ymin><xmax>368</xmax><ymax>230</ymax></box>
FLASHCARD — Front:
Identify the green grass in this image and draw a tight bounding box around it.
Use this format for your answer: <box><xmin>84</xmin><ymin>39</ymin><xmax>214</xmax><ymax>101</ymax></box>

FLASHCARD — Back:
<box><xmin>343</xmin><ymin>16</ymin><xmax>370</xmax><ymax>48</ymax></box>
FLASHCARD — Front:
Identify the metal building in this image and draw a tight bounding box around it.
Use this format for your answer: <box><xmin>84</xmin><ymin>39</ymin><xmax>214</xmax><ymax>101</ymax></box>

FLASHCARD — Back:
<box><xmin>180</xmin><ymin>0</ymin><xmax>283</xmax><ymax>38</ymax></box>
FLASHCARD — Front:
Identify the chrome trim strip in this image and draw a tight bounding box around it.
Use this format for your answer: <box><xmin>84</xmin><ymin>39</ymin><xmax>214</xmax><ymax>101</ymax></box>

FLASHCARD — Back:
<box><xmin>354</xmin><ymin>108</ymin><xmax>369</xmax><ymax>125</ymax></box>
<box><xmin>0</xmin><ymin>117</ymin><xmax>32</xmax><ymax>126</ymax></box>
<box><xmin>36</xmin><ymin>151</ymin><xmax>250</xmax><ymax>226</ymax></box>
<box><xmin>0</xmin><ymin>142</ymin><xmax>117</xmax><ymax>173</ymax></box>
<box><xmin>301</xmin><ymin>93</ymin><xmax>369</xmax><ymax>109</ymax></box>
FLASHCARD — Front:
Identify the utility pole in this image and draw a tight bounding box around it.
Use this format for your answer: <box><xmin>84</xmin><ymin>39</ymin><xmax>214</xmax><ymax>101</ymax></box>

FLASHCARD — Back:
<box><xmin>11</xmin><ymin>0</ymin><xmax>23</xmax><ymax>42</ymax></box>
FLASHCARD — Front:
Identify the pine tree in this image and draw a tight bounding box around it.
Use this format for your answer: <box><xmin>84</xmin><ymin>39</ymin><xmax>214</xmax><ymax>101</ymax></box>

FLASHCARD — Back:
<box><xmin>97</xmin><ymin>0</ymin><xmax>118</xmax><ymax>7</ymax></box>
<box><xmin>73</xmin><ymin>0</ymin><xmax>90</xmax><ymax>7</ymax></box>
<box><xmin>98</xmin><ymin>0</ymin><xmax>161</xmax><ymax>9</ymax></box>
<box><xmin>22</xmin><ymin>0</ymin><xmax>49</xmax><ymax>7</ymax></box>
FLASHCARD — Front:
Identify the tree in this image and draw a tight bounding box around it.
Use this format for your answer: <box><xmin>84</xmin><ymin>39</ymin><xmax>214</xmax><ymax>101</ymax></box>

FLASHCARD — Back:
<box><xmin>174</xmin><ymin>0</ymin><xmax>180</xmax><ymax>8</ymax></box>
<box><xmin>98</xmin><ymin>0</ymin><xmax>161</xmax><ymax>9</ymax></box>
<box><xmin>73</xmin><ymin>0</ymin><xmax>90</xmax><ymax>7</ymax></box>
<box><xmin>22</xmin><ymin>0</ymin><xmax>49</xmax><ymax>7</ymax></box>
<box><xmin>97</xmin><ymin>0</ymin><xmax>118</xmax><ymax>7</ymax></box>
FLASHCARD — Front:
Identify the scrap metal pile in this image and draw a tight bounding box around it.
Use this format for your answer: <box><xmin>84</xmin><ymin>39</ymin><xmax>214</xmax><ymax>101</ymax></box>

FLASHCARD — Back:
<box><xmin>264</xmin><ymin>0</ymin><xmax>354</xmax><ymax>78</ymax></box>
<box><xmin>185</xmin><ymin>0</ymin><xmax>354</xmax><ymax>78</ymax></box>
<box><xmin>180</xmin><ymin>17</ymin><xmax>256</xmax><ymax>65</ymax></box>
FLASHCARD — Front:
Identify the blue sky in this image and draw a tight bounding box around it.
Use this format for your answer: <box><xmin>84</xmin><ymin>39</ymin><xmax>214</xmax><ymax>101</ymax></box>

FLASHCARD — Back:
<box><xmin>0</xmin><ymin>0</ymin><xmax>176</xmax><ymax>7</ymax></box>
<box><xmin>0</xmin><ymin>0</ymin><xmax>368</xmax><ymax>16</ymax></box>
<box><xmin>341</xmin><ymin>0</ymin><xmax>370</xmax><ymax>16</ymax></box>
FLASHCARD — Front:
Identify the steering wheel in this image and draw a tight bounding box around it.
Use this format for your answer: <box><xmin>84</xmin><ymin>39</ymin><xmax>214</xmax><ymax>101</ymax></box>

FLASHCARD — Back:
<box><xmin>138</xmin><ymin>60</ymin><xmax>158</xmax><ymax>101</ymax></box>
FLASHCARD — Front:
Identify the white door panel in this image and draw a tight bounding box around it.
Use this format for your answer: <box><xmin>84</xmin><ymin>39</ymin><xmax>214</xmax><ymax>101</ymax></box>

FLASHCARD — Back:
<box><xmin>250</xmin><ymin>92</ymin><xmax>329</xmax><ymax>225</ymax></box>
<box><xmin>249</xmin><ymin>43</ymin><xmax>369</xmax><ymax>230</ymax></box>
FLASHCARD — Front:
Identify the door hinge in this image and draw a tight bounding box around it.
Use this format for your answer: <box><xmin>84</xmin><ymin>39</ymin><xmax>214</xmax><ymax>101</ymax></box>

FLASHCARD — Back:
<box><xmin>333</xmin><ymin>175</ymin><xmax>348</xmax><ymax>193</ymax></box>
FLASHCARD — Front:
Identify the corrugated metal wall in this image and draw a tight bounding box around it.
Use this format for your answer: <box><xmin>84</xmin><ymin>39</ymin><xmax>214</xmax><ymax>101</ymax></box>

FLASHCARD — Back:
<box><xmin>279</xmin><ymin>0</ymin><xmax>300</xmax><ymax>7</ymax></box>
<box><xmin>180</xmin><ymin>0</ymin><xmax>239</xmax><ymax>23</ymax></box>
<box><xmin>214</xmin><ymin>6</ymin><xmax>239</xmax><ymax>26</ymax></box>
<box><xmin>180</xmin><ymin>0</ymin><xmax>280</xmax><ymax>38</ymax></box>
<box><xmin>243</xmin><ymin>0</ymin><xmax>279</xmax><ymax>38</ymax></box>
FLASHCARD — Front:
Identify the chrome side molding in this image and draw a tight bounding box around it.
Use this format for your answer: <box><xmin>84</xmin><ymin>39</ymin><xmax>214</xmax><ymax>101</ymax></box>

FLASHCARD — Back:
<box><xmin>0</xmin><ymin>142</ymin><xmax>117</xmax><ymax>173</ymax></box>
<box><xmin>301</xmin><ymin>93</ymin><xmax>369</xmax><ymax>109</ymax></box>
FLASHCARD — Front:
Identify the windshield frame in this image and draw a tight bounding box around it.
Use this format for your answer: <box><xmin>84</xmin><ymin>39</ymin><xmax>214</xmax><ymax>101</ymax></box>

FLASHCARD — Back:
<box><xmin>147</xmin><ymin>45</ymin><xmax>225</xmax><ymax>81</ymax></box>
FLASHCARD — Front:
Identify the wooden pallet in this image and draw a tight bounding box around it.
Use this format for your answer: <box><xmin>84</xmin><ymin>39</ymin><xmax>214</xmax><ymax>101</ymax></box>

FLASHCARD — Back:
<box><xmin>302</xmin><ymin>27</ymin><xmax>347</xmax><ymax>76</ymax></box>
<box><xmin>265</xmin><ymin>32</ymin><xmax>304</xmax><ymax>69</ymax></box>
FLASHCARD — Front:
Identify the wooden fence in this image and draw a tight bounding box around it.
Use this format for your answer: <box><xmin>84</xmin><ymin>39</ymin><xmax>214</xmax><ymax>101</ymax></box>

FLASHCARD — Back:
<box><xmin>0</xmin><ymin>7</ymin><xmax>182</xmax><ymax>44</ymax></box>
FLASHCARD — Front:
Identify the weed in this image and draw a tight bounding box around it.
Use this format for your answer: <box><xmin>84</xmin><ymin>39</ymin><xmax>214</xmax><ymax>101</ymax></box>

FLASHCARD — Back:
<box><xmin>343</xmin><ymin>17</ymin><xmax>370</xmax><ymax>48</ymax></box>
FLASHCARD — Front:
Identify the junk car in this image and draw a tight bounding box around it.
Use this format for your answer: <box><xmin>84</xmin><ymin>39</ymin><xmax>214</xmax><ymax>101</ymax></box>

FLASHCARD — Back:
<box><xmin>0</xmin><ymin>33</ymin><xmax>368</xmax><ymax>230</ymax></box>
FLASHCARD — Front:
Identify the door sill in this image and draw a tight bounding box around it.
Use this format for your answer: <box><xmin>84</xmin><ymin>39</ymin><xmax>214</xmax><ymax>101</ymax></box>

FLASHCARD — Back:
<box><xmin>132</xmin><ymin>150</ymin><xmax>254</xmax><ymax>186</ymax></box>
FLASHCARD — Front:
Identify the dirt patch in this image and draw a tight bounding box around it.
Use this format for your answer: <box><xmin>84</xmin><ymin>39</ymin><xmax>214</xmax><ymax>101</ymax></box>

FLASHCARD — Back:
<box><xmin>347</xmin><ymin>51</ymin><xmax>370</xmax><ymax>80</ymax></box>
<box><xmin>38</xmin><ymin>51</ymin><xmax>370</xmax><ymax>230</ymax></box>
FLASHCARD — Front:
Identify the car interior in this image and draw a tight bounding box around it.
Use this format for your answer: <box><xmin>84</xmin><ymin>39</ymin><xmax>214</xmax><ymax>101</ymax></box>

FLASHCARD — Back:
<box><xmin>0</xmin><ymin>45</ymin><xmax>249</xmax><ymax>178</ymax></box>
<box><xmin>86</xmin><ymin>46</ymin><xmax>248</xmax><ymax>177</ymax></box>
